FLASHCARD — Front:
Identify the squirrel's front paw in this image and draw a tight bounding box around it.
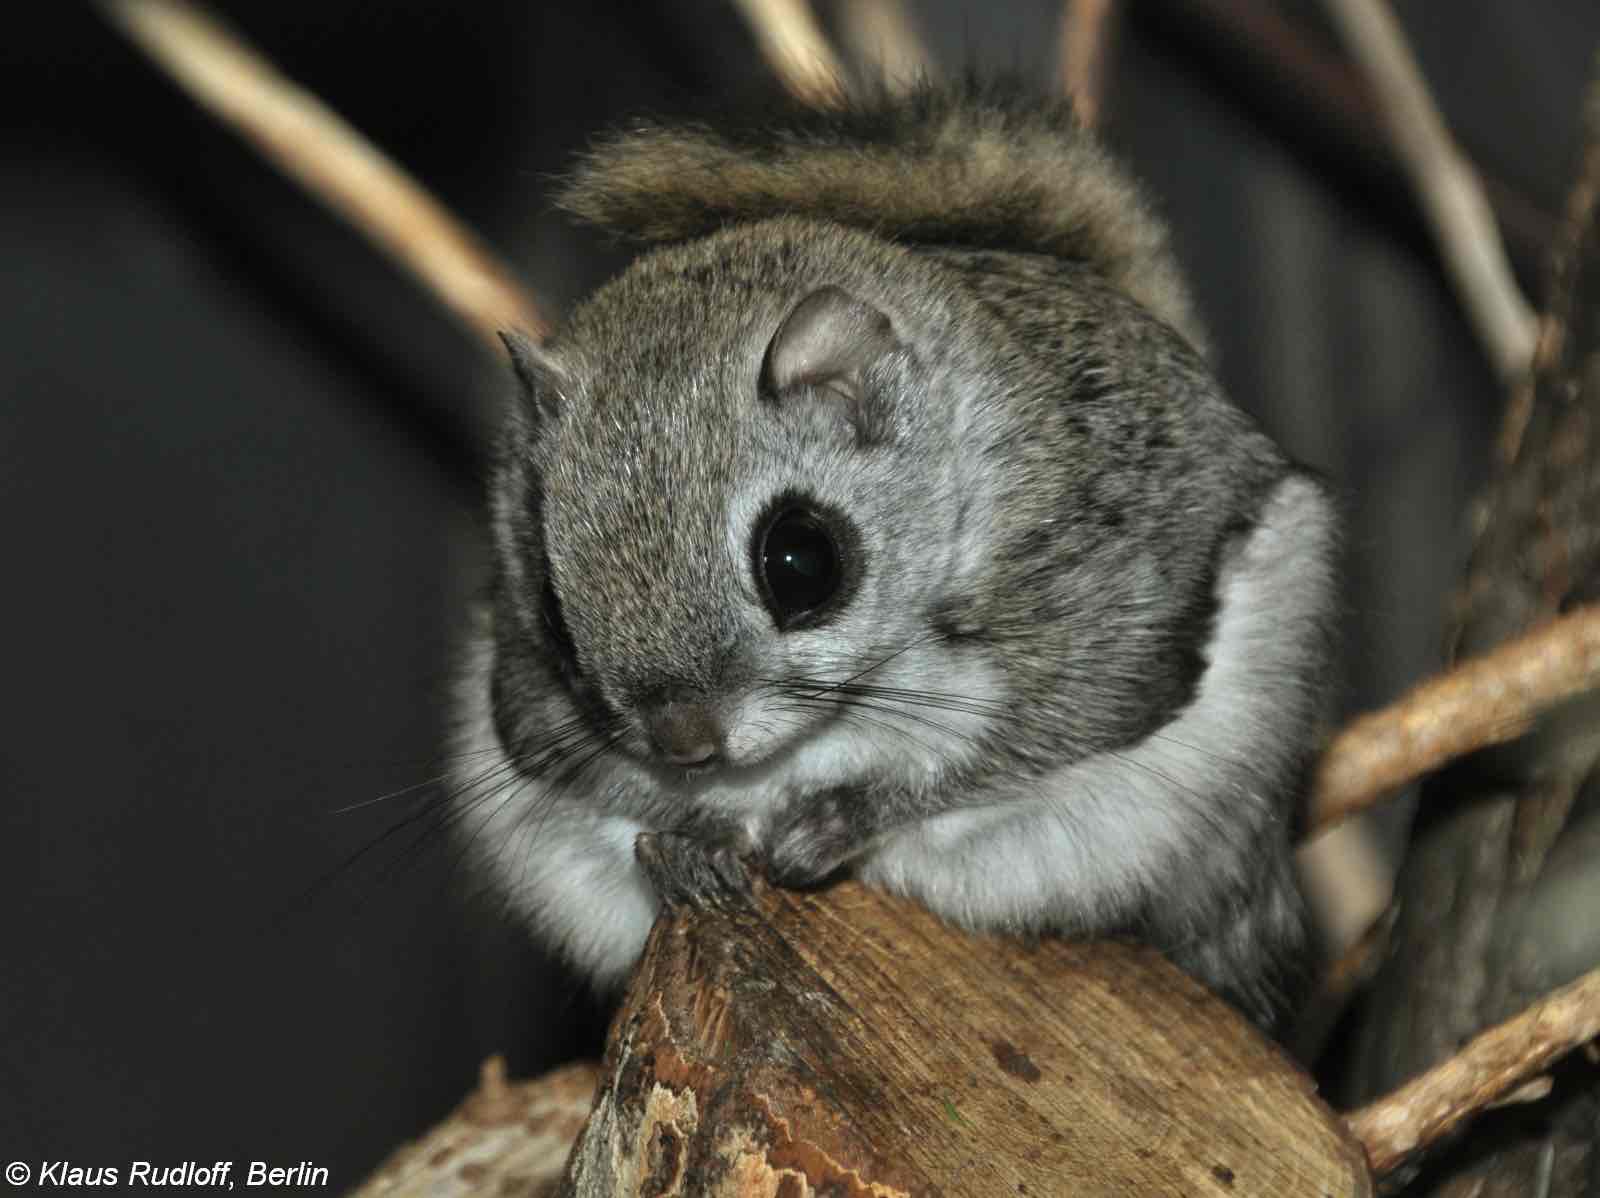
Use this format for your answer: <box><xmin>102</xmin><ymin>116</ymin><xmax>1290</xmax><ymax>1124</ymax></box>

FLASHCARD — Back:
<box><xmin>766</xmin><ymin>787</ymin><xmax>865</xmax><ymax>887</ymax></box>
<box><xmin>635</xmin><ymin>830</ymin><xmax>753</xmax><ymax>911</ymax></box>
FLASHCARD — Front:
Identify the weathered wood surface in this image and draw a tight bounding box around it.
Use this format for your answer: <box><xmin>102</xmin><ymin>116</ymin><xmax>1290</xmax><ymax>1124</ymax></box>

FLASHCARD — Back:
<box><xmin>352</xmin><ymin>1058</ymin><xmax>599</xmax><ymax>1198</ymax></box>
<box><xmin>562</xmin><ymin>877</ymin><xmax>1371</xmax><ymax>1197</ymax></box>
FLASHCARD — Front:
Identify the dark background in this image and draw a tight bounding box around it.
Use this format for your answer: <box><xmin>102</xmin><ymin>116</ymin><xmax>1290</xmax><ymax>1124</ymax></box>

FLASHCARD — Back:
<box><xmin>3</xmin><ymin>1</ymin><xmax>1596</xmax><ymax>1187</ymax></box>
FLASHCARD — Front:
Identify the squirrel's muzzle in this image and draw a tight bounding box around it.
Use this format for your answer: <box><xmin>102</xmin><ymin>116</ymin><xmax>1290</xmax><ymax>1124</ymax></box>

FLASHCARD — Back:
<box><xmin>641</xmin><ymin>695</ymin><xmax>724</xmax><ymax>766</ymax></box>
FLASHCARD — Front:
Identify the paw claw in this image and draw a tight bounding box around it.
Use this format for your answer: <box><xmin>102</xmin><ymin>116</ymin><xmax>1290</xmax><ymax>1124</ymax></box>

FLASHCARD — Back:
<box><xmin>766</xmin><ymin>788</ymin><xmax>861</xmax><ymax>887</ymax></box>
<box><xmin>635</xmin><ymin>830</ymin><xmax>752</xmax><ymax>910</ymax></box>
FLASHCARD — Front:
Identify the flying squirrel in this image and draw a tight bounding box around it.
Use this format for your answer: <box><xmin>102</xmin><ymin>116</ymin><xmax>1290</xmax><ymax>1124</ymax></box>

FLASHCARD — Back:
<box><xmin>453</xmin><ymin>80</ymin><xmax>1338</xmax><ymax>1031</ymax></box>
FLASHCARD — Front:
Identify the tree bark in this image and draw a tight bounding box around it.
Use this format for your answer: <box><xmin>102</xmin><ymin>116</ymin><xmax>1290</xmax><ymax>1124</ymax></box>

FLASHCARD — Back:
<box><xmin>351</xmin><ymin>1059</ymin><xmax>601</xmax><ymax>1198</ymax></box>
<box><xmin>561</xmin><ymin>876</ymin><xmax>1370</xmax><ymax>1196</ymax></box>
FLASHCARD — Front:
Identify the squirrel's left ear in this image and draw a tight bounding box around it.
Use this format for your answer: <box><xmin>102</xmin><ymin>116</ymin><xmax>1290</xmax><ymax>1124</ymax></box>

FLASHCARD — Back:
<box><xmin>498</xmin><ymin>329</ymin><xmax>567</xmax><ymax>427</ymax></box>
<box><xmin>761</xmin><ymin>287</ymin><xmax>900</xmax><ymax>442</ymax></box>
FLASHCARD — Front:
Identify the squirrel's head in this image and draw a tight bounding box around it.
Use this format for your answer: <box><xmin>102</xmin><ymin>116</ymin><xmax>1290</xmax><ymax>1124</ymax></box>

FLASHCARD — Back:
<box><xmin>487</xmin><ymin>223</ymin><xmax>1004</xmax><ymax>785</ymax></box>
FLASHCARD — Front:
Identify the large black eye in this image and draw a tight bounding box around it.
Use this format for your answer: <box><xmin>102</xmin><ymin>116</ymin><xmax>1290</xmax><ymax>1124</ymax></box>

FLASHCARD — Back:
<box><xmin>758</xmin><ymin>507</ymin><xmax>843</xmax><ymax>628</ymax></box>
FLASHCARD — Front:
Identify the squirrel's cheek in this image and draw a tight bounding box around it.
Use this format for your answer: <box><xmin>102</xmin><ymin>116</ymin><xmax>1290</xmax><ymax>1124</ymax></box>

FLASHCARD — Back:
<box><xmin>719</xmin><ymin>688</ymin><xmax>824</xmax><ymax>766</ymax></box>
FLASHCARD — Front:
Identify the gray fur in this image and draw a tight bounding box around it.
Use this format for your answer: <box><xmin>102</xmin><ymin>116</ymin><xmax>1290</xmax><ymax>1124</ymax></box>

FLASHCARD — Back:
<box><xmin>556</xmin><ymin>80</ymin><xmax>1205</xmax><ymax>352</ymax></box>
<box><xmin>453</xmin><ymin>82</ymin><xmax>1339</xmax><ymax>1030</ymax></box>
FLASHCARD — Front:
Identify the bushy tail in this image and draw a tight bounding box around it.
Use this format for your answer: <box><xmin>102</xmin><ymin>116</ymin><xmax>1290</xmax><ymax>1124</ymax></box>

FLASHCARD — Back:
<box><xmin>556</xmin><ymin>79</ymin><xmax>1201</xmax><ymax>348</ymax></box>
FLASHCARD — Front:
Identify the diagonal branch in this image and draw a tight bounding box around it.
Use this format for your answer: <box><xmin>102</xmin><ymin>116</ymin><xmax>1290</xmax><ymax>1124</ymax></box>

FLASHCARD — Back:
<box><xmin>730</xmin><ymin>0</ymin><xmax>848</xmax><ymax>107</ymax></box>
<box><xmin>1060</xmin><ymin>0</ymin><xmax>1121</xmax><ymax>128</ymax></box>
<box><xmin>833</xmin><ymin>0</ymin><xmax>935</xmax><ymax>90</ymax></box>
<box><xmin>1346</xmin><ymin>964</ymin><xmax>1600</xmax><ymax>1178</ymax></box>
<box><xmin>1319</xmin><ymin>0</ymin><xmax>1536</xmax><ymax>381</ymax></box>
<box><xmin>98</xmin><ymin>0</ymin><xmax>549</xmax><ymax>351</ymax></box>
<box><xmin>1497</xmin><ymin>55</ymin><xmax>1600</xmax><ymax>467</ymax></box>
<box><xmin>1307</xmin><ymin>604</ymin><xmax>1600</xmax><ymax>836</ymax></box>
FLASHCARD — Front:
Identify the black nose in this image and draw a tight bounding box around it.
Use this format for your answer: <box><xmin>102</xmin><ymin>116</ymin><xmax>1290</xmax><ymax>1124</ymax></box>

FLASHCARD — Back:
<box><xmin>642</xmin><ymin>700</ymin><xmax>723</xmax><ymax>765</ymax></box>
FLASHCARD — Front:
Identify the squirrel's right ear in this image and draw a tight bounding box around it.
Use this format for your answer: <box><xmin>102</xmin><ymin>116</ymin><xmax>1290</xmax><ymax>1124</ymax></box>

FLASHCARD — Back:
<box><xmin>499</xmin><ymin>329</ymin><xmax>566</xmax><ymax>425</ymax></box>
<box><xmin>761</xmin><ymin>287</ymin><xmax>901</xmax><ymax>443</ymax></box>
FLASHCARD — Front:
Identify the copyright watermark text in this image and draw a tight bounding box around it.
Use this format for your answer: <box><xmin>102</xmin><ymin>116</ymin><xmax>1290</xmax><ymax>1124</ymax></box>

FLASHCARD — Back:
<box><xmin>7</xmin><ymin>1160</ymin><xmax>330</xmax><ymax>1188</ymax></box>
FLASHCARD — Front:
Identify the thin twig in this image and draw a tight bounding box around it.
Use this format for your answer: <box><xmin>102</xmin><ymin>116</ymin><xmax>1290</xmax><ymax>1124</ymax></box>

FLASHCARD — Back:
<box><xmin>832</xmin><ymin>0</ymin><xmax>935</xmax><ymax>90</ymax></box>
<box><xmin>1498</xmin><ymin>54</ymin><xmax>1600</xmax><ymax>467</ymax></box>
<box><xmin>1131</xmin><ymin>0</ymin><xmax>1570</xmax><ymax>281</ymax></box>
<box><xmin>730</xmin><ymin>0</ymin><xmax>848</xmax><ymax>107</ymax></box>
<box><xmin>1307</xmin><ymin>604</ymin><xmax>1600</xmax><ymax>835</ymax></box>
<box><xmin>1060</xmin><ymin>0</ymin><xmax>1120</xmax><ymax>128</ymax></box>
<box><xmin>1290</xmin><ymin>903</ymin><xmax>1397</xmax><ymax>1063</ymax></box>
<box><xmin>1346</xmin><ymin>964</ymin><xmax>1600</xmax><ymax>1178</ymax></box>
<box><xmin>1319</xmin><ymin>0</ymin><xmax>1536</xmax><ymax>381</ymax></box>
<box><xmin>97</xmin><ymin>0</ymin><xmax>548</xmax><ymax>351</ymax></box>
<box><xmin>1295</xmin><ymin>818</ymin><xmax>1392</xmax><ymax>960</ymax></box>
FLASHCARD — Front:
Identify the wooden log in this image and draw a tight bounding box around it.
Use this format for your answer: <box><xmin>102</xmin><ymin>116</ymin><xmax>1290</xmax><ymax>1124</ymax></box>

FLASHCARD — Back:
<box><xmin>351</xmin><ymin>1058</ymin><xmax>600</xmax><ymax>1197</ymax></box>
<box><xmin>562</xmin><ymin>876</ymin><xmax>1371</xmax><ymax>1196</ymax></box>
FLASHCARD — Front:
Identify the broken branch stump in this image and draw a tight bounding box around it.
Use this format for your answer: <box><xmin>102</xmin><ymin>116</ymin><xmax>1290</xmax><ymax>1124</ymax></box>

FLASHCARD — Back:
<box><xmin>352</xmin><ymin>1059</ymin><xmax>600</xmax><ymax>1197</ymax></box>
<box><xmin>563</xmin><ymin>876</ymin><xmax>1371</xmax><ymax>1196</ymax></box>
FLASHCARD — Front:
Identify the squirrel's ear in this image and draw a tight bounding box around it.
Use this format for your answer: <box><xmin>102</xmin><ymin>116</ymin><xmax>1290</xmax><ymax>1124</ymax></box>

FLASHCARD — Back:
<box><xmin>499</xmin><ymin>329</ymin><xmax>566</xmax><ymax>425</ymax></box>
<box><xmin>761</xmin><ymin>287</ymin><xmax>899</xmax><ymax>441</ymax></box>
